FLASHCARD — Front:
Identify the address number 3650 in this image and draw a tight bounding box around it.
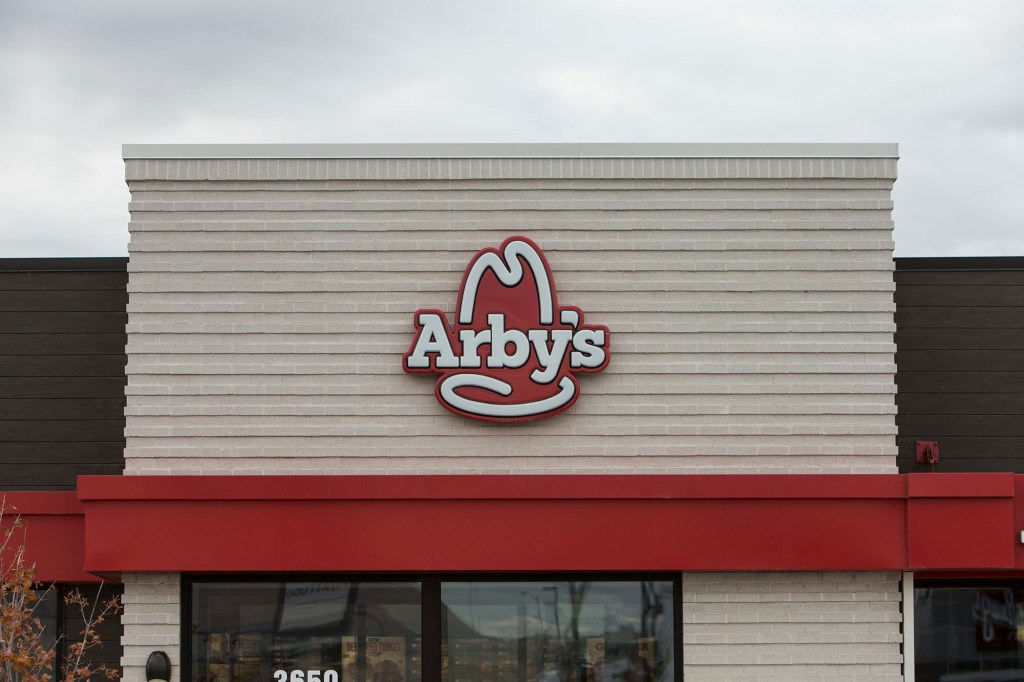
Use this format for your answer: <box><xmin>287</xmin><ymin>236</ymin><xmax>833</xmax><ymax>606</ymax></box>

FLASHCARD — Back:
<box><xmin>273</xmin><ymin>671</ymin><xmax>340</xmax><ymax>682</ymax></box>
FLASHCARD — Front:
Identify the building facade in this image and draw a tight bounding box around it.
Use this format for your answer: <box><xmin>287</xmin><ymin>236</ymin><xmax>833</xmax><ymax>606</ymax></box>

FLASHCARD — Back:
<box><xmin>3</xmin><ymin>144</ymin><xmax>1023</xmax><ymax>682</ymax></box>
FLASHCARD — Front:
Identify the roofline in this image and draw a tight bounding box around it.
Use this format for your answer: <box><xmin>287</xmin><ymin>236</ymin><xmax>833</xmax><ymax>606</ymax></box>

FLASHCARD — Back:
<box><xmin>123</xmin><ymin>142</ymin><xmax>899</xmax><ymax>160</ymax></box>
<box><xmin>3</xmin><ymin>257</ymin><xmax>1019</xmax><ymax>272</ymax></box>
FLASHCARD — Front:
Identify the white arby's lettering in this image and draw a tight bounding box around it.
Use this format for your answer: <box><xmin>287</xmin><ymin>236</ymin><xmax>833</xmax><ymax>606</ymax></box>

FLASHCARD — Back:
<box><xmin>406</xmin><ymin>312</ymin><xmax>606</xmax><ymax>381</ymax></box>
<box><xmin>403</xmin><ymin>236</ymin><xmax>610</xmax><ymax>423</ymax></box>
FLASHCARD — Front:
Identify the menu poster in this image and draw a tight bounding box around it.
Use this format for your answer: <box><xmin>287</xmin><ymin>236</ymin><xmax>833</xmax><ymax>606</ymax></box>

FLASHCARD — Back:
<box><xmin>341</xmin><ymin>637</ymin><xmax>406</xmax><ymax>682</ymax></box>
<box><xmin>367</xmin><ymin>637</ymin><xmax>406</xmax><ymax>682</ymax></box>
<box><xmin>635</xmin><ymin>639</ymin><xmax>655</xmax><ymax>669</ymax></box>
<box><xmin>585</xmin><ymin>638</ymin><xmax>604</xmax><ymax>682</ymax></box>
<box><xmin>207</xmin><ymin>663</ymin><xmax>231</xmax><ymax>682</ymax></box>
<box><xmin>310</xmin><ymin>635</ymin><xmax>342</xmax><ymax>667</ymax></box>
<box><xmin>207</xmin><ymin>632</ymin><xmax>229</xmax><ymax>661</ymax></box>
<box><xmin>584</xmin><ymin>638</ymin><xmax>655</xmax><ymax>682</ymax></box>
<box><xmin>237</xmin><ymin>633</ymin><xmax>263</xmax><ymax>658</ymax></box>
<box><xmin>342</xmin><ymin>636</ymin><xmax>359</xmax><ymax>682</ymax></box>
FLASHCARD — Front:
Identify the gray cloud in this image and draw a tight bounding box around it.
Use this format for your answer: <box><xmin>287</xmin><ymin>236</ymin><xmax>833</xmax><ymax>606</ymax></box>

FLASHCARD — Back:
<box><xmin>1</xmin><ymin>0</ymin><xmax>1021</xmax><ymax>256</ymax></box>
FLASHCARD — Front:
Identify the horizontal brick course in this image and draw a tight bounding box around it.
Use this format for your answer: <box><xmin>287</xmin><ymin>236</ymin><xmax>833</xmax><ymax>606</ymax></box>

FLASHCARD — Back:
<box><xmin>683</xmin><ymin>572</ymin><xmax>903</xmax><ymax>680</ymax></box>
<box><xmin>124</xmin><ymin>157</ymin><xmax>898</xmax><ymax>182</ymax></box>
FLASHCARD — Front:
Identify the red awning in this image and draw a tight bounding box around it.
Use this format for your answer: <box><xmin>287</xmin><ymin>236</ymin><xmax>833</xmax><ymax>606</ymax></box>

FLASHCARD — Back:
<box><xmin>2</xmin><ymin>491</ymin><xmax>97</xmax><ymax>583</ymax></box>
<box><xmin>63</xmin><ymin>473</ymin><xmax>1019</xmax><ymax>574</ymax></box>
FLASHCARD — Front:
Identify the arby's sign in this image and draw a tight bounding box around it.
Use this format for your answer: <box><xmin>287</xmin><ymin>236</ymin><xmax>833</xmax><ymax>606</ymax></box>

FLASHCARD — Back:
<box><xmin>403</xmin><ymin>236</ymin><xmax>610</xmax><ymax>422</ymax></box>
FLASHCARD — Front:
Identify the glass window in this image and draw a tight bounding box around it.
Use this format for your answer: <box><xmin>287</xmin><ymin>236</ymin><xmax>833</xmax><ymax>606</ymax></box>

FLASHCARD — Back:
<box><xmin>191</xmin><ymin>581</ymin><xmax>422</xmax><ymax>682</ymax></box>
<box><xmin>442</xmin><ymin>580</ymin><xmax>674</xmax><ymax>682</ymax></box>
<box><xmin>916</xmin><ymin>583</ymin><xmax>1024</xmax><ymax>681</ymax></box>
<box><xmin>189</xmin><ymin>577</ymin><xmax>676</xmax><ymax>682</ymax></box>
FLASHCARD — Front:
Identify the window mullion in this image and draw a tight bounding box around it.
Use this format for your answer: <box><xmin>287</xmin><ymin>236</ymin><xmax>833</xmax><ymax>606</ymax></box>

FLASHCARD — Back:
<box><xmin>422</xmin><ymin>576</ymin><xmax>442</xmax><ymax>682</ymax></box>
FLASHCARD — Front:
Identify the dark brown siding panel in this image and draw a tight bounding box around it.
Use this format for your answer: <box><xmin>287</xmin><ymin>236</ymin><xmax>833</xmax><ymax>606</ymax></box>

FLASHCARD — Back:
<box><xmin>0</xmin><ymin>442</ymin><xmax>125</xmax><ymax>463</ymax></box>
<box><xmin>0</xmin><ymin>420</ymin><xmax>127</xmax><ymax>442</ymax></box>
<box><xmin>896</xmin><ymin>350</ymin><xmax>1024</xmax><ymax>372</ymax></box>
<box><xmin>0</xmin><ymin>333</ymin><xmax>128</xmax><ymax>355</ymax></box>
<box><xmin>897</xmin><ymin>439</ymin><xmax>1024</xmax><ymax>468</ymax></box>
<box><xmin>63</xmin><ymin>582</ymin><xmax>124</xmax><ymax>681</ymax></box>
<box><xmin>893</xmin><ymin>285</ymin><xmax>1024</xmax><ymax>307</ymax></box>
<box><xmin>896</xmin><ymin>328</ymin><xmax>1024</xmax><ymax>350</ymax></box>
<box><xmin>896</xmin><ymin>372</ymin><xmax>1023</xmax><ymax>394</ymax></box>
<box><xmin>898</xmin><ymin>415</ymin><xmax>1024</xmax><ymax>436</ymax></box>
<box><xmin>897</xmin><ymin>393</ymin><xmax>1024</xmax><ymax>415</ymax></box>
<box><xmin>2</xmin><ymin>312</ymin><xmax>129</xmax><ymax>334</ymax></box>
<box><xmin>894</xmin><ymin>269</ymin><xmax>1024</xmax><ymax>286</ymax></box>
<box><xmin>0</xmin><ymin>271</ymin><xmax>127</xmax><ymax>291</ymax></box>
<box><xmin>0</xmin><ymin>290</ymin><xmax>129</xmax><ymax>312</ymax></box>
<box><xmin>895</xmin><ymin>257</ymin><xmax>1024</xmax><ymax>473</ymax></box>
<box><xmin>895</xmin><ymin>307</ymin><xmax>1024</xmax><ymax>328</ymax></box>
<box><xmin>2</xmin><ymin>462</ymin><xmax>125</xmax><ymax>488</ymax></box>
<box><xmin>0</xmin><ymin>398</ymin><xmax>126</xmax><ymax>420</ymax></box>
<box><xmin>0</xmin><ymin>355</ymin><xmax>130</xmax><ymax>377</ymax></box>
<box><xmin>0</xmin><ymin>377</ymin><xmax>128</xmax><ymax>399</ymax></box>
<box><xmin>0</xmin><ymin>259</ymin><xmax>127</xmax><ymax>491</ymax></box>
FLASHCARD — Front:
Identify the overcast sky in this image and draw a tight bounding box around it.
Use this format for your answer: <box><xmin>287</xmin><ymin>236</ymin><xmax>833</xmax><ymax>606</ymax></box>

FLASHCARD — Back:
<box><xmin>1</xmin><ymin>0</ymin><xmax>1021</xmax><ymax>258</ymax></box>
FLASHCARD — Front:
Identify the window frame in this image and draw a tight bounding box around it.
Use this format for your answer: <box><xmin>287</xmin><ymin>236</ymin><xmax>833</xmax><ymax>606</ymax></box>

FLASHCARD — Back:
<box><xmin>183</xmin><ymin>573</ymin><xmax>683</xmax><ymax>682</ymax></box>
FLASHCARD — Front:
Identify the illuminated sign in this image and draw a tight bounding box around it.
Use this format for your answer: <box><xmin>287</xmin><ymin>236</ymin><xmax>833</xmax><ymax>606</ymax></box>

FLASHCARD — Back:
<box><xmin>404</xmin><ymin>236</ymin><xmax>609</xmax><ymax>422</ymax></box>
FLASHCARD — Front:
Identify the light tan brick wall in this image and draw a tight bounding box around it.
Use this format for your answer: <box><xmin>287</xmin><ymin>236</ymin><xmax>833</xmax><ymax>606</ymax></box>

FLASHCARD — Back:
<box><xmin>123</xmin><ymin>155</ymin><xmax>898</xmax><ymax>475</ymax></box>
<box><xmin>119</xmin><ymin>151</ymin><xmax>905</xmax><ymax>682</ymax></box>
<box><xmin>120</xmin><ymin>572</ymin><xmax>181</xmax><ymax>682</ymax></box>
<box><xmin>116</xmin><ymin>571</ymin><xmax>906</xmax><ymax>682</ymax></box>
<box><xmin>683</xmin><ymin>572</ymin><xmax>904</xmax><ymax>681</ymax></box>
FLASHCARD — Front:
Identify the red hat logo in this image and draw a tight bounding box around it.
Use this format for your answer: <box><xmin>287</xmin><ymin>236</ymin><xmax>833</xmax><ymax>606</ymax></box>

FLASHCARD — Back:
<box><xmin>403</xmin><ymin>236</ymin><xmax>610</xmax><ymax>422</ymax></box>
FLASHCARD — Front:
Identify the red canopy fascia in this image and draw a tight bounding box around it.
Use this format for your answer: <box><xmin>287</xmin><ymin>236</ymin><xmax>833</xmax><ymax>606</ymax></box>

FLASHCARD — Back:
<box><xmin>1</xmin><ymin>491</ymin><xmax>97</xmax><ymax>583</ymax></box>
<box><xmin>64</xmin><ymin>473</ymin><xmax>1020</xmax><ymax>575</ymax></box>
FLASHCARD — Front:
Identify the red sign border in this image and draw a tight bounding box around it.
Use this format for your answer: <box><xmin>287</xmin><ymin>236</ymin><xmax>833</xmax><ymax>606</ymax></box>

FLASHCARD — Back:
<box><xmin>403</xmin><ymin>236</ymin><xmax>610</xmax><ymax>423</ymax></box>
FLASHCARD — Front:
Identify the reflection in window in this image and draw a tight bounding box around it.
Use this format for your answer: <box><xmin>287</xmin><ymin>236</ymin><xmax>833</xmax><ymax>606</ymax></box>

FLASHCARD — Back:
<box><xmin>191</xmin><ymin>582</ymin><xmax>422</xmax><ymax>682</ymax></box>
<box><xmin>916</xmin><ymin>585</ymin><xmax>1024</xmax><ymax>681</ymax></box>
<box><xmin>442</xmin><ymin>581</ymin><xmax>673</xmax><ymax>682</ymax></box>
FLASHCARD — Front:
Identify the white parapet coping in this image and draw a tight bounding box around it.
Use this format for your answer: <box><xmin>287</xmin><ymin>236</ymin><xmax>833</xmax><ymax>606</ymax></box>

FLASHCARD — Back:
<box><xmin>123</xmin><ymin>142</ymin><xmax>899</xmax><ymax>159</ymax></box>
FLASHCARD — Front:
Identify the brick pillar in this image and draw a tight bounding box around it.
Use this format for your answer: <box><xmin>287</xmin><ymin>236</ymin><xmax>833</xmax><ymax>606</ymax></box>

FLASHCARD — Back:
<box><xmin>121</xmin><ymin>573</ymin><xmax>181</xmax><ymax>682</ymax></box>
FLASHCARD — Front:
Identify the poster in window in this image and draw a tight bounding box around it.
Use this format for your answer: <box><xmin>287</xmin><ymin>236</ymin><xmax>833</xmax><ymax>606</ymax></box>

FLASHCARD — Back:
<box><xmin>342</xmin><ymin>636</ymin><xmax>358</xmax><ymax>682</ymax></box>
<box><xmin>367</xmin><ymin>637</ymin><xmax>405</xmax><ymax>682</ymax></box>
<box><xmin>585</xmin><ymin>638</ymin><xmax>605</xmax><ymax>682</ymax></box>
<box><xmin>584</xmin><ymin>638</ymin><xmax>654</xmax><ymax>682</ymax></box>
